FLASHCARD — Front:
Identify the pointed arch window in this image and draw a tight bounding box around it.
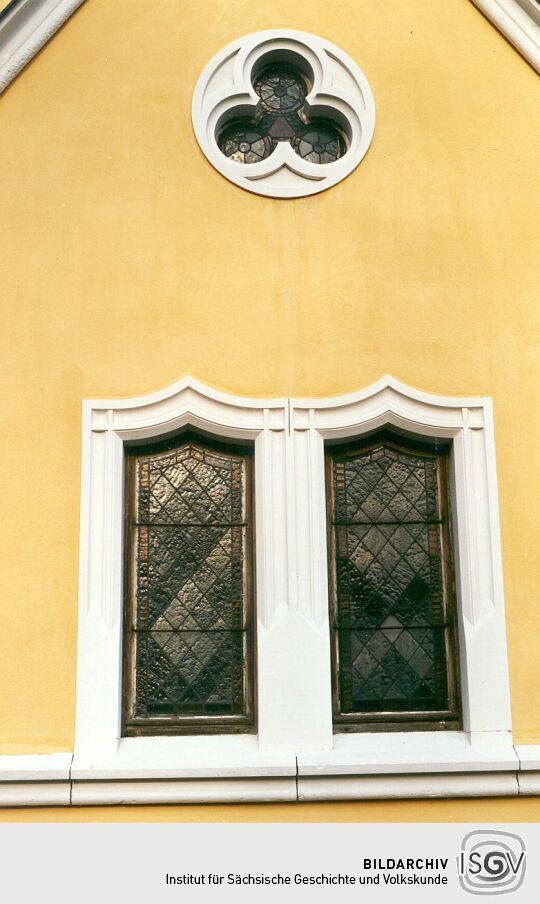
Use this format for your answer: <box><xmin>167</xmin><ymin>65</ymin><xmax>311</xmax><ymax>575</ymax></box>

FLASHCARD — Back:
<box><xmin>74</xmin><ymin>378</ymin><xmax>512</xmax><ymax>802</ymax></box>
<box><xmin>326</xmin><ymin>432</ymin><xmax>461</xmax><ymax>731</ymax></box>
<box><xmin>123</xmin><ymin>432</ymin><xmax>255</xmax><ymax>735</ymax></box>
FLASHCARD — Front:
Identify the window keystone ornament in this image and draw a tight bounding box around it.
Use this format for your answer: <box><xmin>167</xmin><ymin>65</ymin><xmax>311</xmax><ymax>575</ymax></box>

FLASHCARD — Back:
<box><xmin>192</xmin><ymin>30</ymin><xmax>375</xmax><ymax>198</ymax></box>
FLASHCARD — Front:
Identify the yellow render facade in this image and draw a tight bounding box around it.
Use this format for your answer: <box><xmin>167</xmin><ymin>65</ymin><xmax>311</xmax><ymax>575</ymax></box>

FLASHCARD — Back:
<box><xmin>0</xmin><ymin>0</ymin><xmax>539</xmax><ymax>819</ymax></box>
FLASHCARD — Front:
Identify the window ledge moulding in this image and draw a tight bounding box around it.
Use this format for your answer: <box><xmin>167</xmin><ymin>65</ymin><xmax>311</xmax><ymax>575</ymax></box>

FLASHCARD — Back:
<box><xmin>297</xmin><ymin>732</ymin><xmax>520</xmax><ymax>800</ymax></box>
<box><xmin>471</xmin><ymin>0</ymin><xmax>540</xmax><ymax>72</ymax></box>
<box><xmin>515</xmin><ymin>745</ymin><xmax>540</xmax><ymax>794</ymax></box>
<box><xmin>7</xmin><ymin>743</ymin><xmax>540</xmax><ymax>805</ymax></box>
<box><xmin>70</xmin><ymin>731</ymin><xmax>520</xmax><ymax>805</ymax></box>
<box><xmin>70</xmin><ymin>738</ymin><xmax>298</xmax><ymax>805</ymax></box>
<box><xmin>0</xmin><ymin>0</ymin><xmax>86</xmax><ymax>94</ymax></box>
<box><xmin>192</xmin><ymin>30</ymin><xmax>375</xmax><ymax>198</ymax></box>
<box><xmin>0</xmin><ymin>753</ymin><xmax>71</xmax><ymax>807</ymax></box>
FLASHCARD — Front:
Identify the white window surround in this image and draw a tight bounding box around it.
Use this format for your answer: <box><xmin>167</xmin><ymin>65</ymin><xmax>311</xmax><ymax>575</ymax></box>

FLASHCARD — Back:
<box><xmin>191</xmin><ymin>30</ymin><xmax>375</xmax><ymax>199</ymax></box>
<box><xmin>2</xmin><ymin>375</ymin><xmax>537</xmax><ymax>807</ymax></box>
<box><xmin>1</xmin><ymin>375</ymin><xmax>539</xmax><ymax>805</ymax></box>
<box><xmin>21</xmin><ymin>371</ymin><xmax>520</xmax><ymax>808</ymax></box>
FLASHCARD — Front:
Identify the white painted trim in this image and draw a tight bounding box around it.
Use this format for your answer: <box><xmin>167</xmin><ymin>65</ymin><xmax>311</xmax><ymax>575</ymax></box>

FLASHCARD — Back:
<box><xmin>290</xmin><ymin>375</ymin><xmax>512</xmax><ymax>739</ymax></box>
<box><xmin>3</xmin><ymin>749</ymin><xmax>540</xmax><ymax>805</ymax></box>
<box><xmin>75</xmin><ymin>376</ymin><xmax>331</xmax><ymax>761</ymax></box>
<box><xmin>69</xmin><ymin>374</ymin><xmax>517</xmax><ymax>805</ymax></box>
<box><xmin>515</xmin><ymin>744</ymin><xmax>540</xmax><ymax>770</ymax></box>
<box><xmin>471</xmin><ymin>0</ymin><xmax>540</xmax><ymax>72</ymax></box>
<box><xmin>298</xmin><ymin>732</ymin><xmax>518</xmax><ymax>775</ymax></box>
<box><xmin>71</xmin><ymin>778</ymin><xmax>297</xmax><ymax>806</ymax></box>
<box><xmin>71</xmin><ymin>739</ymin><xmax>296</xmax><ymax>781</ymax></box>
<box><xmin>0</xmin><ymin>752</ymin><xmax>71</xmax><ymax>781</ymax></box>
<box><xmin>192</xmin><ymin>30</ymin><xmax>375</xmax><ymax>198</ymax></box>
<box><xmin>516</xmin><ymin>0</ymin><xmax>540</xmax><ymax>27</ymax></box>
<box><xmin>0</xmin><ymin>753</ymin><xmax>71</xmax><ymax>807</ymax></box>
<box><xmin>298</xmin><ymin>773</ymin><xmax>520</xmax><ymax>801</ymax></box>
<box><xmin>0</xmin><ymin>0</ymin><xmax>86</xmax><ymax>94</ymax></box>
<box><xmin>516</xmin><ymin>746</ymin><xmax>540</xmax><ymax>794</ymax></box>
<box><xmin>0</xmin><ymin>783</ymin><xmax>71</xmax><ymax>807</ymax></box>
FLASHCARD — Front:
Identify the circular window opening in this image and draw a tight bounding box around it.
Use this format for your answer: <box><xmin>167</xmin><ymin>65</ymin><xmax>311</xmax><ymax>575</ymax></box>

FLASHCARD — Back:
<box><xmin>192</xmin><ymin>30</ymin><xmax>375</xmax><ymax>198</ymax></box>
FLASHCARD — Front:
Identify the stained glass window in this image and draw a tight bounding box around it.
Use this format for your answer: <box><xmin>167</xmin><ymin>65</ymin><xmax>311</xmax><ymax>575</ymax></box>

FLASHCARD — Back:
<box><xmin>123</xmin><ymin>434</ymin><xmax>255</xmax><ymax>734</ymax></box>
<box><xmin>218</xmin><ymin>62</ymin><xmax>346</xmax><ymax>165</ymax></box>
<box><xmin>326</xmin><ymin>434</ymin><xmax>461</xmax><ymax>730</ymax></box>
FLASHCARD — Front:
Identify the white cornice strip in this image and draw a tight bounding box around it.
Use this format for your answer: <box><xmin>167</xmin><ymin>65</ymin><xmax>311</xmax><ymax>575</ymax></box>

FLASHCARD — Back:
<box><xmin>471</xmin><ymin>0</ymin><xmax>540</xmax><ymax>73</ymax></box>
<box><xmin>0</xmin><ymin>753</ymin><xmax>72</xmax><ymax>806</ymax></box>
<box><xmin>0</xmin><ymin>0</ymin><xmax>86</xmax><ymax>94</ymax></box>
<box><xmin>3</xmin><ymin>745</ymin><xmax>540</xmax><ymax>805</ymax></box>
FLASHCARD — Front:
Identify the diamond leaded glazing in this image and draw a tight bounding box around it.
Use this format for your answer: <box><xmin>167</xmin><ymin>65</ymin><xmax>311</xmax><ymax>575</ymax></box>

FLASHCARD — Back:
<box><xmin>328</xmin><ymin>437</ymin><xmax>459</xmax><ymax>725</ymax></box>
<box><xmin>125</xmin><ymin>438</ymin><xmax>253</xmax><ymax>730</ymax></box>
<box><xmin>218</xmin><ymin>62</ymin><xmax>346</xmax><ymax>165</ymax></box>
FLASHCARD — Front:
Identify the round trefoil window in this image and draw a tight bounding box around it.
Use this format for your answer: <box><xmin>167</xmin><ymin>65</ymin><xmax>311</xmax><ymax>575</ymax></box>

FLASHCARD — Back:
<box><xmin>192</xmin><ymin>30</ymin><xmax>375</xmax><ymax>199</ymax></box>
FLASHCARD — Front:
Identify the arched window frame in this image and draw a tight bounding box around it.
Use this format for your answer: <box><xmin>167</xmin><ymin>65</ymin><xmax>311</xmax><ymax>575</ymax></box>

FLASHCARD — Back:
<box><xmin>122</xmin><ymin>429</ymin><xmax>257</xmax><ymax>736</ymax></box>
<box><xmin>73</xmin><ymin>376</ymin><xmax>515</xmax><ymax>804</ymax></box>
<box><xmin>289</xmin><ymin>379</ymin><xmax>515</xmax><ymax>798</ymax></box>
<box><xmin>324</xmin><ymin>431</ymin><xmax>462</xmax><ymax>732</ymax></box>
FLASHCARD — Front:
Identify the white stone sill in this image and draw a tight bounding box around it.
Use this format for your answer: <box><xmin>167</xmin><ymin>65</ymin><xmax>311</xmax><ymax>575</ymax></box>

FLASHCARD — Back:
<box><xmin>515</xmin><ymin>744</ymin><xmax>540</xmax><ymax>770</ymax></box>
<box><xmin>70</xmin><ymin>731</ymin><xmax>517</xmax><ymax>782</ymax></box>
<box><xmin>515</xmin><ymin>745</ymin><xmax>540</xmax><ymax>795</ymax></box>
<box><xmin>298</xmin><ymin>731</ymin><xmax>519</xmax><ymax>775</ymax></box>
<box><xmin>0</xmin><ymin>752</ymin><xmax>72</xmax><ymax>782</ymax></box>
<box><xmin>0</xmin><ymin>753</ymin><xmax>73</xmax><ymax>807</ymax></box>
<box><xmin>1</xmin><ymin>736</ymin><xmax>540</xmax><ymax>806</ymax></box>
<box><xmin>71</xmin><ymin>736</ymin><xmax>296</xmax><ymax>781</ymax></box>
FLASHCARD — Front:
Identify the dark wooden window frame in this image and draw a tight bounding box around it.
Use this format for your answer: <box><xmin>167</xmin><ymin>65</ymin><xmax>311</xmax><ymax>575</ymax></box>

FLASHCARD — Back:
<box><xmin>122</xmin><ymin>429</ymin><xmax>256</xmax><ymax>736</ymax></box>
<box><xmin>325</xmin><ymin>430</ymin><xmax>462</xmax><ymax>733</ymax></box>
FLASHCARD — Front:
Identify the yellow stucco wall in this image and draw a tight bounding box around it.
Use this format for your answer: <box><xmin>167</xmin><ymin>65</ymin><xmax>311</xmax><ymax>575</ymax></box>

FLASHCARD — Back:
<box><xmin>0</xmin><ymin>798</ymin><xmax>540</xmax><ymax>822</ymax></box>
<box><xmin>0</xmin><ymin>0</ymin><xmax>539</xmax><ymax>819</ymax></box>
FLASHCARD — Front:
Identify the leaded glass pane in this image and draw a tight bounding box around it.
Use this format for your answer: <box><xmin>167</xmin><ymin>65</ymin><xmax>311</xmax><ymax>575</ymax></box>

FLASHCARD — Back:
<box><xmin>328</xmin><ymin>436</ymin><xmax>460</xmax><ymax>727</ymax></box>
<box><xmin>217</xmin><ymin>62</ymin><xmax>346</xmax><ymax>165</ymax></box>
<box><xmin>124</xmin><ymin>436</ymin><xmax>254</xmax><ymax>732</ymax></box>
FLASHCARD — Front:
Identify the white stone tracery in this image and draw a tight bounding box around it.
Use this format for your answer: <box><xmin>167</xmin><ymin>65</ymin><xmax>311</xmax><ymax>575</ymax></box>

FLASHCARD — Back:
<box><xmin>191</xmin><ymin>30</ymin><xmax>376</xmax><ymax>198</ymax></box>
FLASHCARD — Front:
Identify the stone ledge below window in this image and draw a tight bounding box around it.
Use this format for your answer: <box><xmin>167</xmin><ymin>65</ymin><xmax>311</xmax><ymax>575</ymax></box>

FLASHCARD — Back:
<box><xmin>2</xmin><ymin>736</ymin><xmax>540</xmax><ymax>806</ymax></box>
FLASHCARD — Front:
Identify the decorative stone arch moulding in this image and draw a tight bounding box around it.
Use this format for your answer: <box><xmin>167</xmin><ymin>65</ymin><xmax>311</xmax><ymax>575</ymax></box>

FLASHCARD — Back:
<box><xmin>289</xmin><ymin>376</ymin><xmax>512</xmax><ymax>745</ymax></box>
<box><xmin>76</xmin><ymin>378</ymin><xmax>293</xmax><ymax>754</ymax></box>
<box><xmin>69</xmin><ymin>375</ymin><xmax>519</xmax><ymax>806</ymax></box>
<box><xmin>191</xmin><ymin>30</ymin><xmax>375</xmax><ymax>198</ymax></box>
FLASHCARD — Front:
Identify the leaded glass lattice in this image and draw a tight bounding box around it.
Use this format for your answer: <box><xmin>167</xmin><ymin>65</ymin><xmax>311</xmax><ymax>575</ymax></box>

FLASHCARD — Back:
<box><xmin>124</xmin><ymin>435</ymin><xmax>254</xmax><ymax>734</ymax></box>
<box><xmin>218</xmin><ymin>62</ymin><xmax>346</xmax><ymax>165</ymax></box>
<box><xmin>327</xmin><ymin>435</ymin><xmax>460</xmax><ymax>730</ymax></box>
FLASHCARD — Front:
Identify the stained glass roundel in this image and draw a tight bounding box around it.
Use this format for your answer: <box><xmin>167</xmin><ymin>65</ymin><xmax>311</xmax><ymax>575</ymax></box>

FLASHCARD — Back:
<box><xmin>217</xmin><ymin>62</ymin><xmax>345</xmax><ymax>166</ymax></box>
<box><xmin>218</xmin><ymin>123</ymin><xmax>272</xmax><ymax>164</ymax></box>
<box><xmin>254</xmin><ymin>64</ymin><xmax>306</xmax><ymax>115</ymax></box>
<box><xmin>294</xmin><ymin>122</ymin><xmax>346</xmax><ymax>164</ymax></box>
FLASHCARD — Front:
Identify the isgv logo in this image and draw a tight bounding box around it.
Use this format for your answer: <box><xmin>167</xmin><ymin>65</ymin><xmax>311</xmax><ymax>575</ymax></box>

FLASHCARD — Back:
<box><xmin>458</xmin><ymin>830</ymin><xmax>526</xmax><ymax>895</ymax></box>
